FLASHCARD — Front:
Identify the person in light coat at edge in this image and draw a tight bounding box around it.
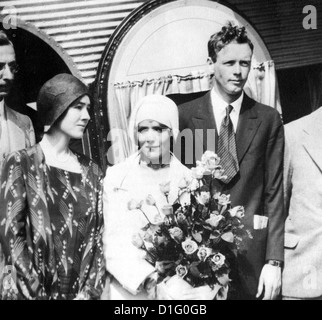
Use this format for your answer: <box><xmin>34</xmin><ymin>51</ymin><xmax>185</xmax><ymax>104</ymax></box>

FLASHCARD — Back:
<box><xmin>282</xmin><ymin>106</ymin><xmax>322</xmax><ymax>300</ymax></box>
<box><xmin>103</xmin><ymin>94</ymin><xmax>221</xmax><ymax>300</ymax></box>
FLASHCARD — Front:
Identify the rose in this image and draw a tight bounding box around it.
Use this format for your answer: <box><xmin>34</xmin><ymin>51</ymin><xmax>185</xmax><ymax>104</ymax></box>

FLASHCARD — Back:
<box><xmin>217</xmin><ymin>194</ymin><xmax>231</xmax><ymax>206</ymax></box>
<box><xmin>146</xmin><ymin>194</ymin><xmax>156</xmax><ymax>206</ymax></box>
<box><xmin>178</xmin><ymin>190</ymin><xmax>190</xmax><ymax>206</ymax></box>
<box><xmin>229</xmin><ymin>205</ymin><xmax>245</xmax><ymax>219</ymax></box>
<box><xmin>212</xmin><ymin>253</ymin><xmax>226</xmax><ymax>265</ymax></box>
<box><xmin>178</xmin><ymin>176</ymin><xmax>191</xmax><ymax>190</ymax></box>
<box><xmin>197</xmin><ymin>245</ymin><xmax>212</xmax><ymax>261</ymax></box>
<box><xmin>169</xmin><ymin>227</ymin><xmax>184</xmax><ymax>242</ymax></box>
<box><xmin>211</xmin><ymin>253</ymin><xmax>226</xmax><ymax>271</ymax></box>
<box><xmin>175</xmin><ymin>264</ymin><xmax>188</xmax><ymax>278</ymax></box>
<box><xmin>189</xmin><ymin>178</ymin><xmax>201</xmax><ymax>191</ymax></box>
<box><xmin>176</xmin><ymin>211</ymin><xmax>187</xmax><ymax>224</ymax></box>
<box><xmin>181</xmin><ymin>237</ymin><xmax>198</xmax><ymax>255</ymax></box>
<box><xmin>191</xmin><ymin>166</ymin><xmax>206</xmax><ymax>180</ymax></box>
<box><xmin>206</xmin><ymin>214</ymin><xmax>224</xmax><ymax>228</ymax></box>
<box><xmin>210</xmin><ymin>230</ymin><xmax>222</xmax><ymax>241</ymax></box>
<box><xmin>153</xmin><ymin>234</ymin><xmax>168</xmax><ymax>246</ymax></box>
<box><xmin>213</xmin><ymin>166</ymin><xmax>226</xmax><ymax>179</ymax></box>
<box><xmin>151</xmin><ymin>214</ymin><xmax>164</xmax><ymax>225</ymax></box>
<box><xmin>201</xmin><ymin>151</ymin><xmax>221</xmax><ymax>171</ymax></box>
<box><xmin>144</xmin><ymin>233</ymin><xmax>153</xmax><ymax>243</ymax></box>
<box><xmin>127</xmin><ymin>199</ymin><xmax>142</xmax><ymax>210</ymax></box>
<box><xmin>161</xmin><ymin>205</ymin><xmax>173</xmax><ymax>216</ymax></box>
<box><xmin>132</xmin><ymin>233</ymin><xmax>144</xmax><ymax>248</ymax></box>
<box><xmin>196</xmin><ymin>191</ymin><xmax>211</xmax><ymax>205</ymax></box>
<box><xmin>201</xmin><ymin>150</ymin><xmax>220</xmax><ymax>164</ymax></box>
<box><xmin>159</xmin><ymin>181</ymin><xmax>171</xmax><ymax>195</ymax></box>
<box><xmin>221</xmin><ymin>231</ymin><xmax>234</xmax><ymax>243</ymax></box>
<box><xmin>140</xmin><ymin>229</ymin><xmax>153</xmax><ymax>243</ymax></box>
<box><xmin>162</xmin><ymin>205</ymin><xmax>174</xmax><ymax>225</ymax></box>
<box><xmin>195</xmin><ymin>160</ymin><xmax>203</xmax><ymax>167</ymax></box>
<box><xmin>212</xmin><ymin>192</ymin><xmax>221</xmax><ymax>200</ymax></box>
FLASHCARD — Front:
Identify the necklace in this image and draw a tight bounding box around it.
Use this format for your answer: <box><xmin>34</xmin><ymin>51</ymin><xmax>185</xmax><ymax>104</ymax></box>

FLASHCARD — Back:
<box><xmin>139</xmin><ymin>159</ymin><xmax>170</xmax><ymax>170</ymax></box>
<box><xmin>146</xmin><ymin>162</ymin><xmax>170</xmax><ymax>170</ymax></box>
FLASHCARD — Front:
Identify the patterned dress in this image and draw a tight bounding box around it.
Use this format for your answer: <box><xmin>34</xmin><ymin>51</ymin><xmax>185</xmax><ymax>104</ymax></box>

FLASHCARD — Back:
<box><xmin>0</xmin><ymin>144</ymin><xmax>105</xmax><ymax>300</ymax></box>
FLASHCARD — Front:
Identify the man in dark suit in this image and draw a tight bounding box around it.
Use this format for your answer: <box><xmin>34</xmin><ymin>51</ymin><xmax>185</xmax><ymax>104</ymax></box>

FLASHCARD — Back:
<box><xmin>175</xmin><ymin>22</ymin><xmax>285</xmax><ymax>299</ymax></box>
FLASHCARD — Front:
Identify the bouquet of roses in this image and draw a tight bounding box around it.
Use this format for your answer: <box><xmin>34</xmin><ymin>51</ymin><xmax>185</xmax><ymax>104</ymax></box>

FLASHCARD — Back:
<box><xmin>130</xmin><ymin>151</ymin><xmax>251</xmax><ymax>299</ymax></box>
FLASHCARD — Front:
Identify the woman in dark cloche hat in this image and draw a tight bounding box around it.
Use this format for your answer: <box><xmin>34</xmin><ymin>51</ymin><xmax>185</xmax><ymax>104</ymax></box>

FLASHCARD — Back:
<box><xmin>0</xmin><ymin>74</ymin><xmax>106</xmax><ymax>300</ymax></box>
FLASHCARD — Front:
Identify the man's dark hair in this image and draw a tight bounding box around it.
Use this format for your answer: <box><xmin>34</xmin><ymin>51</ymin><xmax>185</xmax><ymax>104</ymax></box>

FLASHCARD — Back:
<box><xmin>0</xmin><ymin>30</ymin><xmax>13</xmax><ymax>47</ymax></box>
<box><xmin>208</xmin><ymin>21</ymin><xmax>254</xmax><ymax>62</ymax></box>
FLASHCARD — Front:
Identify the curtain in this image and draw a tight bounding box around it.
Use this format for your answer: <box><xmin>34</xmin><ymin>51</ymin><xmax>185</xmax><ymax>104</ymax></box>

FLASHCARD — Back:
<box><xmin>111</xmin><ymin>62</ymin><xmax>281</xmax><ymax>163</ymax></box>
<box><xmin>244</xmin><ymin>60</ymin><xmax>282</xmax><ymax>114</ymax></box>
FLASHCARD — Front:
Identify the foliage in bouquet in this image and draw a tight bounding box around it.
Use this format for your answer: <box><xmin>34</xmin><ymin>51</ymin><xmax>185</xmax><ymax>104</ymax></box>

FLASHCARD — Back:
<box><xmin>130</xmin><ymin>151</ymin><xmax>252</xmax><ymax>296</ymax></box>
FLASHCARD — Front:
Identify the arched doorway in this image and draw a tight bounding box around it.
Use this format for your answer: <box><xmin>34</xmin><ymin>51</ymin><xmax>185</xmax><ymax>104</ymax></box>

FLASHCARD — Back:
<box><xmin>95</xmin><ymin>0</ymin><xmax>280</xmax><ymax>171</ymax></box>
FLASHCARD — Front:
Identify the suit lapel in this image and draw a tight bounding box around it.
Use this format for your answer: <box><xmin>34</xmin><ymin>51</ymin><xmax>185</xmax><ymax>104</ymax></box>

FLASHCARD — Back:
<box><xmin>5</xmin><ymin>104</ymin><xmax>25</xmax><ymax>152</ymax></box>
<box><xmin>236</xmin><ymin>95</ymin><xmax>262</xmax><ymax>163</ymax></box>
<box><xmin>302</xmin><ymin>111</ymin><xmax>322</xmax><ymax>172</ymax></box>
<box><xmin>191</xmin><ymin>91</ymin><xmax>217</xmax><ymax>152</ymax></box>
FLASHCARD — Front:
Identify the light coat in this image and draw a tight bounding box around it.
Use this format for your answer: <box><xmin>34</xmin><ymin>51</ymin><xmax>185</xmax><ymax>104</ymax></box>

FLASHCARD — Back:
<box><xmin>103</xmin><ymin>153</ymin><xmax>191</xmax><ymax>299</ymax></box>
<box><xmin>282</xmin><ymin>107</ymin><xmax>322</xmax><ymax>298</ymax></box>
<box><xmin>0</xmin><ymin>103</ymin><xmax>35</xmax><ymax>172</ymax></box>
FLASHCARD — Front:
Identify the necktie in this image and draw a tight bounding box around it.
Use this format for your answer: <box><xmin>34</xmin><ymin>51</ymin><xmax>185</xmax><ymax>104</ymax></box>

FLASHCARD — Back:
<box><xmin>217</xmin><ymin>105</ymin><xmax>239</xmax><ymax>183</ymax></box>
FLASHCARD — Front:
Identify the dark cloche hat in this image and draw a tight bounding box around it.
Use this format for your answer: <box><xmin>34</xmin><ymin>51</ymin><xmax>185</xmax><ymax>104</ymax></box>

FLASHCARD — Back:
<box><xmin>37</xmin><ymin>73</ymin><xmax>90</xmax><ymax>132</ymax></box>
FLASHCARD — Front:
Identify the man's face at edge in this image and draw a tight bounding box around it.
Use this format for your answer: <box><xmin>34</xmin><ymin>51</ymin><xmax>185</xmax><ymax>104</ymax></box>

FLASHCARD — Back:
<box><xmin>0</xmin><ymin>44</ymin><xmax>16</xmax><ymax>101</ymax></box>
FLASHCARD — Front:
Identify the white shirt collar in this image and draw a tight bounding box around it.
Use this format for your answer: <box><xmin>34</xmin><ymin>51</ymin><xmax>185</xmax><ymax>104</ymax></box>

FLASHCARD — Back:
<box><xmin>211</xmin><ymin>88</ymin><xmax>243</xmax><ymax>115</ymax></box>
<box><xmin>210</xmin><ymin>89</ymin><xmax>244</xmax><ymax>133</ymax></box>
<box><xmin>230</xmin><ymin>91</ymin><xmax>244</xmax><ymax>115</ymax></box>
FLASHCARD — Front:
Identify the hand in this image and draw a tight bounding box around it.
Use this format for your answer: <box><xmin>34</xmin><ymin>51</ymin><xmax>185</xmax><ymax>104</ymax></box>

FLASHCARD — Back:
<box><xmin>157</xmin><ymin>275</ymin><xmax>223</xmax><ymax>300</ymax></box>
<box><xmin>256</xmin><ymin>264</ymin><xmax>281</xmax><ymax>300</ymax></box>
<box><xmin>143</xmin><ymin>271</ymin><xmax>159</xmax><ymax>300</ymax></box>
<box><xmin>73</xmin><ymin>292</ymin><xmax>87</xmax><ymax>300</ymax></box>
<box><xmin>180</xmin><ymin>284</ymin><xmax>224</xmax><ymax>300</ymax></box>
<box><xmin>157</xmin><ymin>275</ymin><xmax>191</xmax><ymax>300</ymax></box>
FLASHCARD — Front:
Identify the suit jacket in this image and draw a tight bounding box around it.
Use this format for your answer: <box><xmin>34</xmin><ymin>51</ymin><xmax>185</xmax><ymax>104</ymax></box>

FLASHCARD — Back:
<box><xmin>0</xmin><ymin>103</ymin><xmax>35</xmax><ymax>169</ymax></box>
<box><xmin>176</xmin><ymin>91</ymin><xmax>285</xmax><ymax>297</ymax></box>
<box><xmin>282</xmin><ymin>107</ymin><xmax>322</xmax><ymax>298</ymax></box>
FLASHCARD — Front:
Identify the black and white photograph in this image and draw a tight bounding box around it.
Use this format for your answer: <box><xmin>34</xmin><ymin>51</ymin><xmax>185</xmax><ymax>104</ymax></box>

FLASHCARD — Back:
<box><xmin>0</xmin><ymin>0</ymin><xmax>321</xmax><ymax>304</ymax></box>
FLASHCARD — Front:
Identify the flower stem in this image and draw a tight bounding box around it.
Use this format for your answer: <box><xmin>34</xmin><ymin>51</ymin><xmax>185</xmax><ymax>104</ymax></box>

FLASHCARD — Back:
<box><xmin>142</xmin><ymin>242</ymin><xmax>157</xmax><ymax>261</ymax></box>
<box><xmin>139</xmin><ymin>208</ymin><xmax>152</xmax><ymax>224</ymax></box>
<box><xmin>154</xmin><ymin>204</ymin><xmax>161</xmax><ymax>216</ymax></box>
